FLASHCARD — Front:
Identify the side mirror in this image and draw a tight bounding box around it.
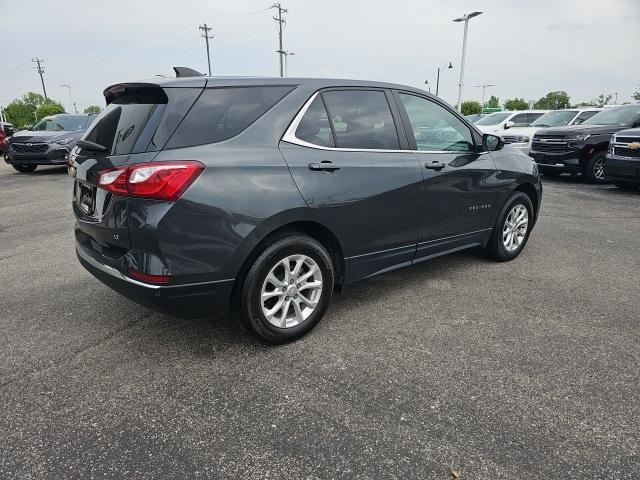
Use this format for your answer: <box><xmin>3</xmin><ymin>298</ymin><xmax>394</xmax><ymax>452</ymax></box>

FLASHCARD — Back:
<box><xmin>504</xmin><ymin>121</ymin><xmax>515</xmax><ymax>129</ymax></box>
<box><xmin>482</xmin><ymin>133</ymin><xmax>504</xmax><ymax>152</ymax></box>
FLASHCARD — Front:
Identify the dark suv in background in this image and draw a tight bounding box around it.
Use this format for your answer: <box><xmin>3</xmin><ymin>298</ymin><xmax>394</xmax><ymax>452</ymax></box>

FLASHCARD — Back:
<box><xmin>5</xmin><ymin>113</ymin><xmax>95</xmax><ymax>172</ymax></box>
<box><xmin>72</xmin><ymin>76</ymin><xmax>541</xmax><ymax>343</ymax></box>
<box><xmin>605</xmin><ymin>128</ymin><xmax>640</xmax><ymax>190</ymax></box>
<box><xmin>530</xmin><ymin>104</ymin><xmax>640</xmax><ymax>183</ymax></box>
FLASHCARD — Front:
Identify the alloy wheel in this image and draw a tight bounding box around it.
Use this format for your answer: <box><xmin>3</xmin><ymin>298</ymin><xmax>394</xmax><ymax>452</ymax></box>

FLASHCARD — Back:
<box><xmin>260</xmin><ymin>254</ymin><xmax>323</xmax><ymax>328</ymax></box>
<box><xmin>502</xmin><ymin>204</ymin><xmax>529</xmax><ymax>253</ymax></box>
<box><xmin>593</xmin><ymin>156</ymin><xmax>605</xmax><ymax>180</ymax></box>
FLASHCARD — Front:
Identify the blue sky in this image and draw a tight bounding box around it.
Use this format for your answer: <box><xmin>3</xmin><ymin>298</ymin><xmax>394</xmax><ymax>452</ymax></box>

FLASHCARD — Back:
<box><xmin>1</xmin><ymin>0</ymin><xmax>639</xmax><ymax>112</ymax></box>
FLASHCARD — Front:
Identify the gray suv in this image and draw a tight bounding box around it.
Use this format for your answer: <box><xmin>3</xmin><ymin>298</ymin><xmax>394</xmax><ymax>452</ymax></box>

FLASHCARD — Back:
<box><xmin>72</xmin><ymin>76</ymin><xmax>542</xmax><ymax>343</ymax></box>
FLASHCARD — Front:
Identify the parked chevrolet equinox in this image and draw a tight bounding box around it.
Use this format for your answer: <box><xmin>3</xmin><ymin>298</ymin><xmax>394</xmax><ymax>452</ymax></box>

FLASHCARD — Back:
<box><xmin>72</xmin><ymin>76</ymin><xmax>542</xmax><ymax>343</ymax></box>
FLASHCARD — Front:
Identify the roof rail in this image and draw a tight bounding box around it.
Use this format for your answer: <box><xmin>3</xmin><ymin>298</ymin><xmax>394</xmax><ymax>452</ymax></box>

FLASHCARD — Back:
<box><xmin>173</xmin><ymin>67</ymin><xmax>203</xmax><ymax>78</ymax></box>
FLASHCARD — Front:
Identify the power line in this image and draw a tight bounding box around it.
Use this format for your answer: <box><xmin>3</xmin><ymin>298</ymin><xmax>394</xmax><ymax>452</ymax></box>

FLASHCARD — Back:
<box><xmin>32</xmin><ymin>58</ymin><xmax>48</xmax><ymax>100</ymax></box>
<box><xmin>271</xmin><ymin>3</ymin><xmax>288</xmax><ymax>77</ymax></box>
<box><xmin>199</xmin><ymin>24</ymin><xmax>214</xmax><ymax>76</ymax></box>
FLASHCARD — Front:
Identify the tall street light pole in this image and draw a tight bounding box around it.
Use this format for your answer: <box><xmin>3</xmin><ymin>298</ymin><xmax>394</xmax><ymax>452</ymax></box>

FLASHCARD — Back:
<box><xmin>61</xmin><ymin>84</ymin><xmax>78</xmax><ymax>113</ymax></box>
<box><xmin>453</xmin><ymin>11</ymin><xmax>482</xmax><ymax>112</ymax></box>
<box><xmin>435</xmin><ymin>62</ymin><xmax>453</xmax><ymax>97</ymax></box>
<box><xmin>474</xmin><ymin>83</ymin><xmax>495</xmax><ymax>106</ymax></box>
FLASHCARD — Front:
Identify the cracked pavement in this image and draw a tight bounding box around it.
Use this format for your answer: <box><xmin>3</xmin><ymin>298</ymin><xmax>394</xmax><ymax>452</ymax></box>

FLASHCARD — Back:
<box><xmin>0</xmin><ymin>162</ymin><xmax>639</xmax><ymax>479</ymax></box>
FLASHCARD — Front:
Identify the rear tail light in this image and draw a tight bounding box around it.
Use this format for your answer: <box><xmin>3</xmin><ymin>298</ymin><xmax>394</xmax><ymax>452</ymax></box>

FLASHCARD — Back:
<box><xmin>98</xmin><ymin>161</ymin><xmax>204</xmax><ymax>201</ymax></box>
<box><xmin>128</xmin><ymin>269</ymin><xmax>171</xmax><ymax>284</ymax></box>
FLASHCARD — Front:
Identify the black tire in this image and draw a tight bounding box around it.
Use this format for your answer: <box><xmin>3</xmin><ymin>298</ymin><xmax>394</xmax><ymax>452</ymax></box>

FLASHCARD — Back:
<box><xmin>582</xmin><ymin>151</ymin><xmax>607</xmax><ymax>184</ymax></box>
<box><xmin>484</xmin><ymin>191</ymin><xmax>534</xmax><ymax>262</ymax></box>
<box><xmin>12</xmin><ymin>164</ymin><xmax>37</xmax><ymax>173</ymax></box>
<box><xmin>613</xmin><ymin>181</ymin><xmax>639</xmax><ymax>191</ymax></box>
<box><xmin>234</xmin><ymin>234</ymin><xmax>334</xmax><ymax>344</ymax></box>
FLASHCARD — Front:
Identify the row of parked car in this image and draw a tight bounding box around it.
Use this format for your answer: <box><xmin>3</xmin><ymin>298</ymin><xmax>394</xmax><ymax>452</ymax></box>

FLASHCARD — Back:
<box><xmin>465</xmin><ymin>105</ymin><xmax>640</xmax><ymax>188</ymax></box>
<box><xmin>2</xmin><ymin>100</ymin><xmax>640</xmax><ymax>190</ymax></box>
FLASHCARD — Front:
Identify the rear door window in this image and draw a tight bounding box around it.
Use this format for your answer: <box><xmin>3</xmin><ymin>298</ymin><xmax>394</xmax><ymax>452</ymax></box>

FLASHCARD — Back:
<box><xmin>166</xmin><ymin>86</ymin><xmax>295</xmax><ymax>148</ymax></box>
<box><xmin>321</xmin><ymin>90</ymin><xmax>400</xmax><ymax>150</ymax></box>
<box><xmin>294</xmin><ymin>96</ymin><xmax>335</xmax><ymax>147</ymax></box>
<box><xmin>527</xmin><ymin>112</ymin><xmax>544</xmax><ymax>124</ymax></box>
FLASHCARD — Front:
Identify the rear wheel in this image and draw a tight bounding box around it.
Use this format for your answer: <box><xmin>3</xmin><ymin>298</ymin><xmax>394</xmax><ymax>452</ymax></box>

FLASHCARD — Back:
<box><xmin>12</xmin><ymin>164</ymin><xmax>37</xmax><ymax>173</ymax></box>
<box><xmin>613</xmin><ymin>180</ymin><xmax>639</xmax><ymax>191</ymax></box>
<box><xmin>582</xmin><ymin>152</ymin><xmax>607</xmax><ymax>184</ymax></box>
<box><xmin>234</xmin><ymin>234</ymin><xmax>334</xmax><ymax>343</ymax></box>
<box><xmin>484</xmin><ymin>192</ymin><xmax>534</xmax><ymax>261</ymax></box>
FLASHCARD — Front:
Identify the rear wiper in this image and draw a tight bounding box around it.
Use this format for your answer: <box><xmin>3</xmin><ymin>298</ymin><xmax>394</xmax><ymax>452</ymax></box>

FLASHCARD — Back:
<box><xmin>76</xmin><ymin>139</ymin><xmax>107</xmax><ymax>152</ymax></box>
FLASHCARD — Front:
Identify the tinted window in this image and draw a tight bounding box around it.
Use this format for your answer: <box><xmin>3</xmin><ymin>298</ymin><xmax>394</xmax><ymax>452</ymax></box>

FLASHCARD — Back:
<box><xmin>511</xmin><ymin>113</ymin><xmax>529</xmax><ymax>127</ymax></box>
<box><xmin>322</xmin><ymin>90</ymin><xmax>399</xmax><ymax>150</ymax></box>
<box><xmin>398</xmin><ymin>93</ymin><xmax>473</xmax><ymax>152</ymax></box>
<box><xmin>574</xmin><ymin>110</ymin><xmax>598</xmax><ymax>124</ymax></box>
<box><xmin>295</xmin><ymin>96</ymin><xmax>335</xmax><ymax>147</ymax></box>
<box><xmin>167</xmin><ymin>86</ymin><xmax>294</xmax><ymax>148</ymax></box>
<box><xmin>83</xmin><ymin>101</ymin><xmax>164</xmax><ymax>156</ymax></box>
<box><xmin>33</xmin><ymin>115</ymin><xmax>89</xmax><ymax>131</ymax></box>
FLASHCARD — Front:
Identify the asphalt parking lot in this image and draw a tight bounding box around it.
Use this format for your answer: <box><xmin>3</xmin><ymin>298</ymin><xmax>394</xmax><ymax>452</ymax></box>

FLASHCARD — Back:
<box><xmin>0</xmin><ymin>161</ymin><xmax>638</xmax><ymax>479</ymax></box>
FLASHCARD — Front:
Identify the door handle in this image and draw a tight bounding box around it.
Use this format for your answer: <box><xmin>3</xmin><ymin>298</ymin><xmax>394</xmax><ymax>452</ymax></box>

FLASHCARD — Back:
<box><xmin>308</xmin><ymin>161</ymin><xmax>340</xmax><ymax>172</ymax></box>
<box><xmin>425</xmin><ymin>160</ymin><xmax>445</xmax><ymax>170</ymax></box>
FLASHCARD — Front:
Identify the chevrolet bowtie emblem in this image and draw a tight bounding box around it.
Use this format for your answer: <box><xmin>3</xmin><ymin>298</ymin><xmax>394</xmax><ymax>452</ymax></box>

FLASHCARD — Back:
<box><xmin>628</xmin><ymin>142</ymin><xmax>640</xmax><ymax>150</ymax></box>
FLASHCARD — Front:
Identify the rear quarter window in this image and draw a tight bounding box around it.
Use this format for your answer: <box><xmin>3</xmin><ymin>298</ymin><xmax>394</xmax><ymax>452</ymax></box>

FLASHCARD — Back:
<box><xmin>166</xmin><ymin>86</ymin><xmax>295</xmax><ymax>149</ymax></box>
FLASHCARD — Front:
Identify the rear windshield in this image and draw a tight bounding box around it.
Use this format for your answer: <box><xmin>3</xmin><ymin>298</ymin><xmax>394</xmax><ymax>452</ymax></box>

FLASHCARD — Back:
<box><xmin>165</xmin><ymin>86</ymin><xmax>295</xmax><ymax>149</ymax></box>
<box><xmin>82</xmin><ymin>88</ymin><xmax>199</xmax><ymax>156</ymax></box>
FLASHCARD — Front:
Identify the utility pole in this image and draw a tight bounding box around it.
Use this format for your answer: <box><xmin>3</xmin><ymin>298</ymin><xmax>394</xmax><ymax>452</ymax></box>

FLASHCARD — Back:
<box><xmin>474</xmin><ymin>84</ymin><xmax>495</xmax><ymax>106</ymax></box>
<box><xmin>271</xmin><ymin>3</ymin><xmax>288</xmax><ymax>77</ymax></box>
<box><xmin>32</xmin><ymin>58</ymin><xmax>48</xmax><ymax>100</ymax></box>
<box><xmin>453</xmin><ymin>12</ymin><xmax>482</xmax><ymax>111</ymax></box>
<box><xmin>61</xmin><ymin>84</ymin><xmax>78</xmax><ymax>113</ymax></box>
<box><xmin>199</xmin><ymin>24</ymin><xmax>214</xmax><ymax>76</ymax></box>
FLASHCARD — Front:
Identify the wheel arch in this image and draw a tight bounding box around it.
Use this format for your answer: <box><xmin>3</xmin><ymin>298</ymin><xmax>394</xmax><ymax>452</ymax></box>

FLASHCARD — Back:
<box><xmin>514</xmin><ymin>182</ymin><xmax>540</xmax><ymax>222</ymax></box>
<box><xmin>229</xmin><ymin>214</ymin><xmax>347</xmax><ymax>309</ymax></box>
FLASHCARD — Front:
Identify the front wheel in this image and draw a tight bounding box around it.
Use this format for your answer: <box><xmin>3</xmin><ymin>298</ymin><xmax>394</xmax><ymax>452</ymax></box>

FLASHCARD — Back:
<box><xmin>484</xmin><ymin>192</ymin><xmax>534</xmax><ymax>262</ymax></box>
<box><xmin>582</xmin><ymin>152</ymin><xmax>607</xmax><ymax>184</ymax></box>
<box><xmin>12</xmin><ymin>164</ymin><xmax>37</xmax><ymax>173</ymax></box>
<box><xmin>234</xmin><ymin>234</ymin><xmax>335</xmax><ymax>343</ymax></box>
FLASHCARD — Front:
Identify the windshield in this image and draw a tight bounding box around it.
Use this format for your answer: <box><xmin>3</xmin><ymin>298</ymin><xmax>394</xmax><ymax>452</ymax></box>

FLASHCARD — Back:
<box><xmin>32</xmin><ymin>115</ymin><xmax>89</xmax><ymax>131</ymax></box>
<box><xmin>475</xmin><ymin>112</ymin><xmax>510</xmax><ymax>125</ymax></box>
<box><xmin>582</xmin><ymin>106</ymin><xmax>640</xmax><ymax>126</ymax></box>
<box><xmin>531</xmin><ymin>110</ymin><xmax>578</xmax><ymax>127</ymax></box>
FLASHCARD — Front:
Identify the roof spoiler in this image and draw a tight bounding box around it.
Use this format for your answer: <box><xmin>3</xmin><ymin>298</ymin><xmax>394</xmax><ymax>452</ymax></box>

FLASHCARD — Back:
<box><xmin>173</xmin><ymin>67</ymin><xmax>204</xmax><ymax>78</ymax></box>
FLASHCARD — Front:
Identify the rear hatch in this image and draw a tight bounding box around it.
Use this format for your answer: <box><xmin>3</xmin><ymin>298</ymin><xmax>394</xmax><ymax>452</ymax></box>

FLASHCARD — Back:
<box><xmin>72</xmin><ymin>82</ymin><xmax>204</xmax><ymax>256</ymax></box>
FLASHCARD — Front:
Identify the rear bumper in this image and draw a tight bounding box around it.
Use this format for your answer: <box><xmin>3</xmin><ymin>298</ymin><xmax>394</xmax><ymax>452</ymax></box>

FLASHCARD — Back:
<box><xmin>604</xmin><ymin>154</ymin><xmax>640</xmax><ymax>183</ymax></box>
<box><xmin>76</xmin><ymin>243</ymin><xmax>234</xmax><ymax>318</ymax></box>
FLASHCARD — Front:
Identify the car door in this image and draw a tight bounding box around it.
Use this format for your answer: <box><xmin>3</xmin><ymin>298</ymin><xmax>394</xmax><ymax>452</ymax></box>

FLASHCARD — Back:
<box><xmin>392</xmin><ymin>91</ymin><xmax>498</xmax><ymax>259</ymax></box>
<box><xmin>279</xmin><ymin>88</ymin><xmax>423</xmax><ymax>282</ymax></box>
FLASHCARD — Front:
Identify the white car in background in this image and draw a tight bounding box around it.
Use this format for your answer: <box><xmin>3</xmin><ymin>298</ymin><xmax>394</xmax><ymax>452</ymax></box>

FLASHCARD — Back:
<box><xmin>499</xmin><ymin>108</ymin><xmax>601</xmax><ymax>155</ymax></box>
<box><xmin>474</xmin><ymin>110</ymin><xmax>549</xmax><ymax>134</ymax></box>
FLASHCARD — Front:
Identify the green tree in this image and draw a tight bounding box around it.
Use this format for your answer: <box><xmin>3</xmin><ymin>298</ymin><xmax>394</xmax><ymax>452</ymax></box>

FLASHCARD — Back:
<box><xmin>504</xmin><ymin>98</ymin><xmax>529</xmax><ymax>111</ymax></box>
<box><xmin>3</xmin><ymin>92</ymin><xmax>66</xmax><ymax>128</ymax></box>
<box><xmin>633</xmin><ymin>86</ymin><xmax>640</xmax><ymax>101</ymax></box>
<box><xmin>36</xmin><ymin>100</ymin><xmax>65</xmax><ymax>119</ymax></box>
<box><xmin>534</xmin><ymin>91</ymin><xmax>571</xmax><ymax>110</ymax></box>
<box><xmin>461</xmin><ymin>100</ymin><xmax>482</xmax><ymax>116</ymax></box>
<box><xmin>84</xmin><ymin>105</ymin><xmax>102</xmax><ymax>114</ymax></box>
<box><xmin>485</xmin><ymin>95</ymin><xmax>500</xmax><ymax>109</ymax></box>
<box><xmin>591</xmin><ymin>94</ymin><xmax>613</xmax><ymax>107</ymax></box>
